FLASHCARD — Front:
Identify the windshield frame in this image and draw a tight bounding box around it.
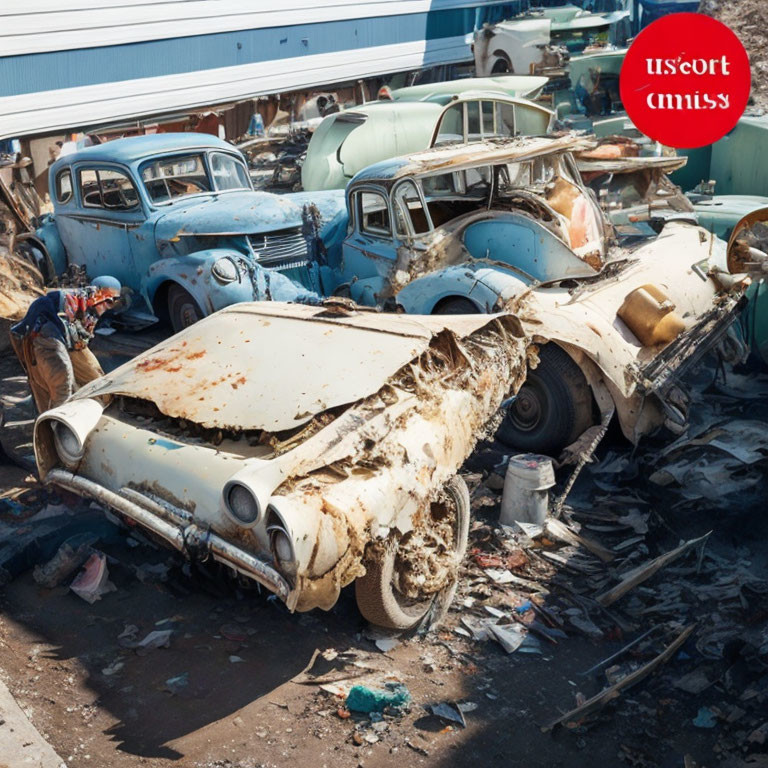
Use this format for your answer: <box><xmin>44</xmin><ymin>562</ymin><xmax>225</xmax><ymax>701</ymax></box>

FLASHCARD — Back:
<box><xmin>139</xmin><ymin>149</ymin><xmax>252</xmax><ymax>207</ymax></box>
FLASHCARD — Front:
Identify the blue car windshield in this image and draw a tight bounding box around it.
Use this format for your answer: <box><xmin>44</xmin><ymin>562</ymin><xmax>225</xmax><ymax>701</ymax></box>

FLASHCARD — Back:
<box><xmin>141</xmin><ymin>151</ymin><xmax>250</xmax><ymax>203</ymax></box>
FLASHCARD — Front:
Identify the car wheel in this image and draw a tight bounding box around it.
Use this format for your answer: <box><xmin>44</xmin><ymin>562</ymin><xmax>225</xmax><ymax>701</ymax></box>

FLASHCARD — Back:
<box><xmin>433</xmin><ymin>297</ymin><xmax>479</xmax><ymax>315</ymax></box>
<box><xmin>496</xmin><ymin>343</ymin><xmax>594</xmax><ymax>456</ymax></box>
<box><xmin>355</xmin><ymin>476</ymin><xmax>470</xmax><ymax>631</ymax></box>
<box><xmin>168</xmin><ymin>285</ymin><xmax>203</xmax><ymax>332</ymax></box>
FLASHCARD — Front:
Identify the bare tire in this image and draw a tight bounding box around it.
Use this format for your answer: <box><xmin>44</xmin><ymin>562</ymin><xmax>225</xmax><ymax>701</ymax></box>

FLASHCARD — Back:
<box><xmin>355</xmin><ymin>476</ymin><xmax>470</xmax><ymax>631</ymax></box>
<box><xmin>496</xmin><ymin>343</ymin><xmax>594</xmax><ymax>456</ymax></box>
<box><xmin>433</xmin><ymin>297</ymin><xmax>479</xmax><ymax>315</ymax></box>
<box><xmin>168</xmin><ymin>284</ymin><xmax>203</xmax><ymax>333</ymax></box>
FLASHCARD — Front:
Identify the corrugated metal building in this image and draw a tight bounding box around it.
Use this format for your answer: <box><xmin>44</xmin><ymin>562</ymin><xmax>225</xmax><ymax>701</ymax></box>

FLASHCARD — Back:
<box><xmin>0</xmin><ymin>0</ymin><xmax>521</xmax><ymax>139</ymax></box>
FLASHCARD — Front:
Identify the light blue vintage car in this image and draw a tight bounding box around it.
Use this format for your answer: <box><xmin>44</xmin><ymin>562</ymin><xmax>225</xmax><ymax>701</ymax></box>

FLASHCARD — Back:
<box><xmin>322</xmin><ymin>134</ymin><xmax>604</xmax><ymax>314</ymax></box>
<box><xmin>35</xmin><ymin>133</ymin><xmax>346</xmax><ymax>330</ymax></box>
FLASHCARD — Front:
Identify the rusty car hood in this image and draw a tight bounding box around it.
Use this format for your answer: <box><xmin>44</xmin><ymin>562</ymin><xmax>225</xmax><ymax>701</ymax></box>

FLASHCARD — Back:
<box><xmin>154</xmin><ymin>190</ymin><xmax>305</xmax><ymax>240</ymax></box>
<box><xmin>73</xmin><ymin>303</ymin><xmax>501</xmax><ymax>432</ymax></box>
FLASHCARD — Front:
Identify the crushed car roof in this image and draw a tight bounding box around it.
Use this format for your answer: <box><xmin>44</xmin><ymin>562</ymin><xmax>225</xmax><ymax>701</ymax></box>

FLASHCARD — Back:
<box><xmin>73</xmin><ymin>302</ymin><xmax>504</xmax><ymax>433</ymax></box>
<box><xmin>391</xmin><ymin>75</ymin><xmax>549</xmax><ymax>102</ymax></box>
<box><xmin>575</xmin><ymin>155</ymin><xmax>688</xmax><ymax>174</ymax></box>
<box><xmin>350</xmin><ymin>134</ymin><xmax>593</xmax><ymax>184</ymax></box>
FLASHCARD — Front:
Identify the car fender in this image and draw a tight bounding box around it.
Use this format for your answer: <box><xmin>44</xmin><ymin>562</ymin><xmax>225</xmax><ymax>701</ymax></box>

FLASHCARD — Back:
<box><xmin>396</xmin><ymin>264</ymin><xmax>528</xmax><ymax>314</ymax></box>
<box><xmin>34</xmin><ymin>214</ymin><xmax>67</xmax><ymax>276</ymax></box>
<box><xmin>145</xmin><ymin>248</ymin><xmax>318</xmax><ymax>317</ymax></box>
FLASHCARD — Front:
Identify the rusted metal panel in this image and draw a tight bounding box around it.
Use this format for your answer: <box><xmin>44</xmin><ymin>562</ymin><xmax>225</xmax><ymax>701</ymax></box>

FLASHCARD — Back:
<box><xmin>72</xmin><ymin>302</ymin><xmax>502</xmax><ymax>432</ymax></box>
<box><xmin>36</xmin><ymin>309</ymin><xmax>529</xmax><ymax>614</ymax></box>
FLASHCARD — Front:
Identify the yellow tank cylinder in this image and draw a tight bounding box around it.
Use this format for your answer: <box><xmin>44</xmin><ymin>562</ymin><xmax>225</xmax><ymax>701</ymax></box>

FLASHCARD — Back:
<box><xmin>617</xmin><ymin>284</ymin><xmax>686</xmax><ymax>347</ymax></box>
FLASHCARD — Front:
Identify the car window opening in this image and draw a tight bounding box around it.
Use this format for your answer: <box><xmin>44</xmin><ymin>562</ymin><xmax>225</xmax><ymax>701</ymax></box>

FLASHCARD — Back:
<box><xmin>141</xmin><ymin>152</ymin><xmax>251</xmax><ymax>204</ymax></box>
<box><xmin>80</xmin><ymin>167</ymin><xmax>140</xmax><ymax>211</ymax></box>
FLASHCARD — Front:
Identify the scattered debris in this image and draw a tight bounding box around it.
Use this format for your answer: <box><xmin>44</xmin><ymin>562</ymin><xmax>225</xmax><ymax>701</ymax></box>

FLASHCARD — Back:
<box><xmin>693</xmin><ymin>706</ymin><xmax>718</xmax><ymax>729</ymax></box>
<box><xmin>163</xmin><ymin>672</ymin><xmax>190</xmax><ymax>695</ymax></box>
<box><xmin>345</xmin><ymin>683</ymin><xmax>411</xmax><ymax>714</ymax></box>
<box><xmin>374</xmin><ymin>636</ymin><xmax>401</xmax><ymax>653</ymax></box>
<box><xmin>596</xmin><ymin>534</ymin><xmax>711</xmax><ymax>607</ymax></box>
<box><xmin>32</xmin><ymin>533</ymin><xmax>96</xmax><ymax>588</ymax></box>
<box><xmin>101</xmin><ymin>659</ymin><xmax>124</xmax><ymax>677</ymax></box>
<box><xmin>543</xmin><ymin>625</ymin><xmax>695</xmax><ymax>731</ymax></box>
<box><xmin>488</xmin><ymin>623</ymin><xmax>526</xmax><ymax>654</ymax></box>
<box><xmin>429</xmin><ymin>701</ymin><xmax>466</xmax><ymax>728</ymax></box>
<box><xmin>136</xmin><ymin>629</ymin><xmax>173</xmax><ymax>651</ymax></box>
<box><xmin>69</xmin><ymin>553</ymin><xmax>116</xmax><ymax>604</ymax></box>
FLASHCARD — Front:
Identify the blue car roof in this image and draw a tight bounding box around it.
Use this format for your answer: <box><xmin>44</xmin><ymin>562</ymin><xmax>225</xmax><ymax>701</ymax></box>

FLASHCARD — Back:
<box><xmin>56</xmin><ymin>132</ymin><xmax>238</xmax><ymax>167</ymax></box>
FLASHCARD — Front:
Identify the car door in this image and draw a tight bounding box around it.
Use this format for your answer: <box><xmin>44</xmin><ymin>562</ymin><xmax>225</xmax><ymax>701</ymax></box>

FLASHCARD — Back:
<box><xmin>57</xmin><ymin>163</ymin><xmax>146</xmax><ymax>290</ymax></box>
<box><xmin>340</xmin><ymin>187</ymin><xmax>403</xmax><ymax>305</ymax></box>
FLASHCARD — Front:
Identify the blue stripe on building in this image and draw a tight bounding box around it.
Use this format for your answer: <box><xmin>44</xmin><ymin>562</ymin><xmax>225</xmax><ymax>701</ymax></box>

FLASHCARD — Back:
<box><xmin>0</xmin><ymin>9</ymin><xmax>490</xmax><ymax>98</ymax></box>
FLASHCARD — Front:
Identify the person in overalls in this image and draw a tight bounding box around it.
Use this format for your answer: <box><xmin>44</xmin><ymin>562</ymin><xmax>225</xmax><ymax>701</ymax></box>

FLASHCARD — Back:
<box><xmin>9</xmin><ymin>276</ymin><xmax>121</xmax><ymax>413</ymax></box>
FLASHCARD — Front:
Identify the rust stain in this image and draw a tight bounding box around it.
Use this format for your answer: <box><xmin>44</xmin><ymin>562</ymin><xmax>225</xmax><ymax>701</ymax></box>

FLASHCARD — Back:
<box><xmin>186</xmin><ymin>350</ymin><xmax>206</xmax><ymax>360</ymax></box>
<box><xmin>136</xmin><ymin>355</ymin><xmax>173</xmax><ymax>373</ymax></box>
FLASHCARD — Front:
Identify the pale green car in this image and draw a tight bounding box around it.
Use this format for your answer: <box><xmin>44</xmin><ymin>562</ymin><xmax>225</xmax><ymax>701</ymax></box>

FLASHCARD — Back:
<box><xmin>301</xmin><ymin>79</ymin><xmax>554</xmax><ymax>191</ymax></box>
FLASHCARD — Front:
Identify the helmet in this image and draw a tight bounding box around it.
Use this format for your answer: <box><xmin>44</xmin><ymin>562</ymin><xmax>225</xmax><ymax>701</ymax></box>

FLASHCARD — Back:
<box><xmin>91</xmin><ymin>275</ymin><xmax>122</xmax><ymax>297</ymax></box>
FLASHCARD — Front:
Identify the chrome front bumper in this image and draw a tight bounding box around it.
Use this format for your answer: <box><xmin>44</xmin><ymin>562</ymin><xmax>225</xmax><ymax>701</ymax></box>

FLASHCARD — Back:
<box><xmin>45</xmin><ymin>468</ymin><xmax>291</xmax><ymax>602</ymax></box>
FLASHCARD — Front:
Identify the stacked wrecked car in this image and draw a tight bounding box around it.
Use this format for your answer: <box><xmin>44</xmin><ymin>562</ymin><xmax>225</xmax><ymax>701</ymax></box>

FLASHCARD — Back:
<box><xmin>31</xmin><ymin>126</ymin><xmax>751</xmax><ymax>631</ymax></box>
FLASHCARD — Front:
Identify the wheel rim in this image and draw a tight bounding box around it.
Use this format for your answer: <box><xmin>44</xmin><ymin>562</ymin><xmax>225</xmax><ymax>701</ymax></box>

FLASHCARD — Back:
<box><xmin>508</xmin><ymin>379</ymin><xmax>548</xmax><ymax>433</ymax></box>
<box><xmin>178</xmin><ymin>300</ymin><xmax>200</xmax><ymax>329</ymax></box>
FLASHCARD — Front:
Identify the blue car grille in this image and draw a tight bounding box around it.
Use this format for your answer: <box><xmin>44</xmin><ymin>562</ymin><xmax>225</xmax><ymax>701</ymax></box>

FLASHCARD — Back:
<box><xmin>248</xmin><ymin>228</ymin><xmax>309</xmax><ymax>269</ymax></box>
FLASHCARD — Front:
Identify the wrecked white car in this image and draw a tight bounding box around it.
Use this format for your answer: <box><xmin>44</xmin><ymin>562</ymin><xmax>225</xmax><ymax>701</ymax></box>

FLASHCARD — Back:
<box><xmin>34</xmin><ymin>303</ymin><xmax>529</xmax><ymax>629</ymax></box>
<box><xmin>334</xmin><ymin>135</ymin><xmax>745</xmax><ymax>454</ymax></box>
<box><xmin>473</xmin><ymin>5</ymin><xmax>630</xmax><ymax>77</ymax></box>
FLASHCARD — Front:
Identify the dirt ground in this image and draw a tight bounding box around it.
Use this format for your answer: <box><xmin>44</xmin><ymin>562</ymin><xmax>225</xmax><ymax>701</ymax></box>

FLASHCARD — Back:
<box><xmin>2</xmin><ymin>338</ymin><xmax>768</xmax><ymax>768</ymax></box>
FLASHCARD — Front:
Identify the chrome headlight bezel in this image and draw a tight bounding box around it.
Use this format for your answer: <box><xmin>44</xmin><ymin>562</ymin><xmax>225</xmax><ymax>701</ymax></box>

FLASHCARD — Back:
<box><xmin>222</xmin><ymin>480</ymin><xmax>262</xmax><ymax>528</ymax></box>
<box><xmin>269</xmin><ymin>527</ymin><xmax>297</xmax><ymax>577</ymax></box>
<box><xmin>52</xmin><ymin>421</ymin><xmax>84</xmax><ymax>469</ymax></box>
<box><xmin>211</xmin><ymin>257</ymin><xmax>240</xmax><ymax>284</ymax></box>
<box><xmin>266</xmin><ymin>503</ymin><xmax>297</xmax><ymax>577</ymax></box>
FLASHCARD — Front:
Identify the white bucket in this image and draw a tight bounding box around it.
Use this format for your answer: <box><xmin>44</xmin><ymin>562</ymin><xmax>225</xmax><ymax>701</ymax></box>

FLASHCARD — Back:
<box><xmin>500</xmin><ymin>453</ymin><xmax>556</xmax><ymax>527</ymax></box>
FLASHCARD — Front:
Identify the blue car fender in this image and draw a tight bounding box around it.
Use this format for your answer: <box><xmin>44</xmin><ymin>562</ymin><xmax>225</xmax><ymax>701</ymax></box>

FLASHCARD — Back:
<box><xmin>145</xmin><ymin>248</ymin><xmax>319</xmax><ymax>316</ymax></box>
<box><xmin>34</xmin><ymin>214</ymin><xmax>68</xmax><ymax>276</ymax></box>
<box><xmin>396</xmin><ymin>265</ymin><xmax>529</xmax><ymax>314</ymax></box>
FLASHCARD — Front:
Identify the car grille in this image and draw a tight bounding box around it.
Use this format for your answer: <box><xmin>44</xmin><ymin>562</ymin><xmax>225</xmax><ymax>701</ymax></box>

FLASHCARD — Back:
<box><xmin>248</xmin><ymin>228</ymin><xmax>310</xmax><ymax>269</ymax></box>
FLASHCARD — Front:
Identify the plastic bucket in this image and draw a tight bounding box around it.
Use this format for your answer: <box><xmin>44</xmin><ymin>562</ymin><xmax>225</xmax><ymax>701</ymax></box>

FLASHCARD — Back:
<box><xmin>500</xmin><ymin>453</ymin><xmax>556</xmax><ymax>526</ymax></box>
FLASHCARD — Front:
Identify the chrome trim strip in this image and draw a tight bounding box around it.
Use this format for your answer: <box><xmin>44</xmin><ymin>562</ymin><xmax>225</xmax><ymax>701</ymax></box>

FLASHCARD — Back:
<box><xmin>45</xmin><ymin>469</ymin><xmax>290</xmax><ymax>601</ymax></box>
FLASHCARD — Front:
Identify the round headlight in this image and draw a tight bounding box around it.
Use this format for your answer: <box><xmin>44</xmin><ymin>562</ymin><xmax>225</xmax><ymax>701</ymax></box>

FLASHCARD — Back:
<box><xmin>224</xmin><ymin>482</ymin><xmax>261</xmax><ymax>527</ymax></box>
<box><xmin>211</xmin><ymin>257</ymin><xmax>239</xmax><ymax>284</ymax></box>
<box><xmin>270</xmin><ymin>529</ymin><xmax>296</xmax><ymax>575</ymax></box>
<box><xmin>52</xmin><ymin>421</ymin><xmax>83</xmax><ymax>468</ymax></box>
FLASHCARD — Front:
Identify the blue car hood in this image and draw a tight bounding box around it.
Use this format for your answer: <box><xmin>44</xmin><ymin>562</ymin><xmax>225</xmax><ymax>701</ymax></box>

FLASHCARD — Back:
<box><xmin>154</xmin><ymin>191</ymin><xmax>304</xmax><ymax>241</ymax></box>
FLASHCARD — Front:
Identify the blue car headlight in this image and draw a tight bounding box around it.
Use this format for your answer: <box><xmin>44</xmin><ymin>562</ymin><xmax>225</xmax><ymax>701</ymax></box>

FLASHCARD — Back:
<box><xmin>211</xmin><ymin>257</ymin><xmax>240</xmax><ymax>284</ymax></box>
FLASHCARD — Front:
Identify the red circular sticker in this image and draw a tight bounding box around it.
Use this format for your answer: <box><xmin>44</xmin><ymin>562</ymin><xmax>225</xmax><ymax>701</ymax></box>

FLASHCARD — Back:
<box><xmin>620</xmin><ymin>13</ymin><xmax>751</xmax><ymax>149</ymax></box>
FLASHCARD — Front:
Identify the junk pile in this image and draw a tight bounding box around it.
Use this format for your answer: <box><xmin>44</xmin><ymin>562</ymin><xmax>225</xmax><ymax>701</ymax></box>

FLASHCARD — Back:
<box><xmin>449</xmin><ymin>359</ymin><xmax>768</xmax><ymax>766</ymax></box>
<box><xmin>0</xmin><ymin>223</ymin><xmax>44</xmax><ymax>348</ymax></box>
<box><xmin>0</xmin><ymin>155</ymin><xmax>50</xmax><ymax>349</ymax></box>
<box><xmin>239</xmin><ymin>129</ymin><xmax>312</xmax><ymax>192</ymax></box>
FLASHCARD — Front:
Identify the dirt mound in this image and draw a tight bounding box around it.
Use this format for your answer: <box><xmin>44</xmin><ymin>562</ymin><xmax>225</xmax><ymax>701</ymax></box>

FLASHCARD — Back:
<box><xmin>0</xmin><ymin>197</ymin><xmax>45</xmax><ymax>323</ymax></box>
<box><xmin>0</xmin><ymin>204</ymin><xmax>45</xmax><ymax>352</ymax></box>
<box><xmin>700</xmin><ymin>0</ymin><xmax>768</xmax><ymax>110</ymax></box>
<box><xmin>0</xmin><ymin>248</ymin><xmax>43</xmax><ymax>321</ymax></box>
